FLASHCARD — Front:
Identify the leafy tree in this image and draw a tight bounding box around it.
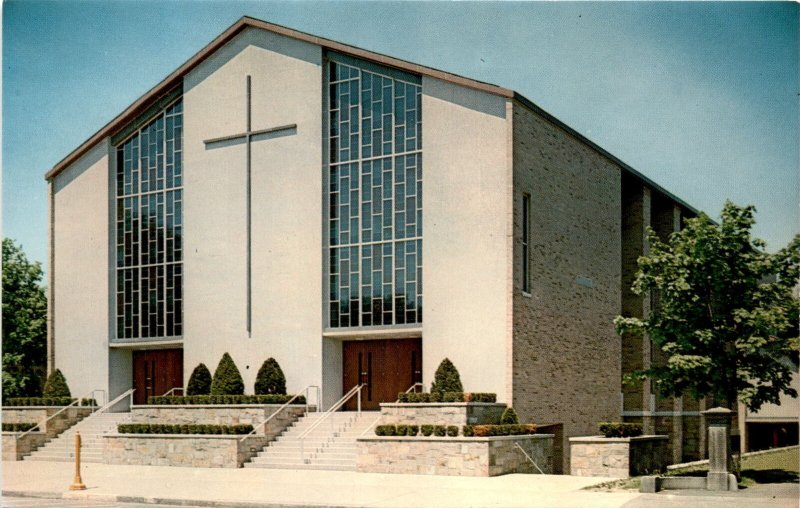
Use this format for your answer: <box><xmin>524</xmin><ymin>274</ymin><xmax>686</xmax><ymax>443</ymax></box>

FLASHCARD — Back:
<box><xmin>43</xmin><ymin>369</ymin><xmax>71</xmax><ymax>397</ymax></box>
<box><xmin>210</xmin><ymin>353</ymin><xmax>244</xmax><ymax>395</ymax></box>
<box><xmin>254</xmin><ymin>358</ymin><xmax>286</xmax><ymax>395</ymax></box>
<box><xmin>430</xmin><ymin>358</ymin><xmax>463</xmax><ymax>395</ymax></box>
<box><xmin>615</xmin><ymin>202</ymin><xmax>800</xmax><ymax>411</ymax></box>
<box><xmin>2</xmin><ymin>238</ymin><xmax>47</xmax><ymax>397</ymax></box>
<box><xmin>186</xmin><ymin>363</ymin><xmax>212</xmax><ymax>395</ymax></box>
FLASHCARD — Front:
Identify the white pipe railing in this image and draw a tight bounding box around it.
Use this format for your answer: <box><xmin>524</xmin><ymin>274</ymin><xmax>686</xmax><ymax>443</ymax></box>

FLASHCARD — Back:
<box><xmin>62</xmin><ymin>388</ymin><xmax>135</xmax><ymax>451</ymax></box>
<box><xmin>514</xmin><ymin>442</ymin><xmax>545</xmax><ymax>474</ymax></box>
<box><xmin>299</xmin><ymin>384</ymin><xmax>364</xmax><ymax>462</ymax></box>
<box><xmin>161</xmin><ymin>387</ymin><xmax>184</xmax><ymax>397</ymax></box>
<box><xmin>14</xmin><ymin>388</ymin><xmax>105</xmax><ymax>442</ymax></box>
<box><xmin>396</xmin><ymin>382</ymin><xmax>424</xmax><ymax>402</ymax></box>
<box><xmin>358</xmin><ymin>413</ymin><xmax>383</xmax><ymax>438</ymax></box>
<box><xmin>239</xmin><ymin>385</ymin><xmax>319</xmax><ymax>443</ymax></box>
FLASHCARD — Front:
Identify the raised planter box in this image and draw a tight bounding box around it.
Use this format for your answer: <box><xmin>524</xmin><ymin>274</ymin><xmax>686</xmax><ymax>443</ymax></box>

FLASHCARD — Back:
<box><xmin>569</xmin><ymin>435</ymin><xmax>669</xmax><ymax>478</ymax></box>
<box><xmin>2</xmin><ymin>432</ymin><xmax>48</xmax><ymax>461</ymax></box>
<box><xmin>2</xmin><ymin>406</ymin><xmax>94</xmax><ymax>439</ymax></box>
<box><xmin>103</xmin><ymin>434</ymin><xmax>272</xmax><ymax>468</ymax></box>
<box><xmin>379</xmin><ymin>402</ymin><xmax>506</xmax><ymax>426</ymax></box>
<box><xmin>357</xmin><ymin>434</ymin><xmax>553</xmax><ymax>476</ymax></box>
<box><xmin>130</xmin><ymin>404</ymin><xmax>305</xmax><ymax>436</ymax></box>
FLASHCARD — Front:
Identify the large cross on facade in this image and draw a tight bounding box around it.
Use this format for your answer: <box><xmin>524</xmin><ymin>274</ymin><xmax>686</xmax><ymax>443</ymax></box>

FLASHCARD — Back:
<box><xmin>204</xmin><ymin>75</ymin><xmax>297</xmax><ymax>336</ymax></box>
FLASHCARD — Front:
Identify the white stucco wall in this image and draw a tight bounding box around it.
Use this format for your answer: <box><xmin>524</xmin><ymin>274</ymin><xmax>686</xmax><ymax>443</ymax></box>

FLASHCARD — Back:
<box><xmin>52</xmin><ymin>141</ymin><xmax>111</xmax><ymax>398</ymax></box>
<box><xmin>182</xmin><ymin>27</ymin><xmax>324</xmax><ymax>396</ymax></box>
<box><xmin>421</xmin><ymin>77</ymin><xmax>512</xmax><ymax>401</ymax></box>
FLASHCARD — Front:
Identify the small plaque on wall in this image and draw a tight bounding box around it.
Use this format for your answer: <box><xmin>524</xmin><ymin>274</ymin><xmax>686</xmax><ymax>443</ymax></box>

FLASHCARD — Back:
<box><xmin>576</xmin><ymin>276</ymin><xmax>594</xmax><ymax>288</ymax></box>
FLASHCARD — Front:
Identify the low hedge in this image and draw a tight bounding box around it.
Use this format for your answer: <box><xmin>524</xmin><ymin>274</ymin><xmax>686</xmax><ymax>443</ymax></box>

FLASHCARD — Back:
<box><xmin>598</xmin><ymin>422</ymin><xmax>643</xmax><ymax>438</ymax></box>
<box><xmin>462</xmin><ymin>424</ymin><xmax>538</xmax><ymax>437</ymax></box>
<box><xmin>2</xmin><ymin>397</ymin><xmax>97</xmax><ymax>407</ymax></box>
<box><xmin>145</xmin><ymin>394</ymin><xmax>305</xmax><ymax>405</ymax></box>
<box><xmin>117</xmin><ymin>423</ymin><xmax>254</xmax><ymax>435</ymax></box>
<box><xmin>2</xmin><ymin>422</ymin><xmax>39</xmax><ymax>432</ymax></box>
<box><xmin>375</xmin><ymin>424</ymin><xmax>459</xmax><ymax>437</ymax></box>
<box><xmin>396</xmin><ymin>392</ymin><xmax>497</xmax><ymax>403</ymax></box>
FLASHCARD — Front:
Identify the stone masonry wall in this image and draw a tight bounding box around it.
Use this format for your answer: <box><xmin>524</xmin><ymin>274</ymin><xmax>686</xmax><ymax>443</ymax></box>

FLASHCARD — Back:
<box><xmin>103</xmin><ymin>434</ymin><xmax>272</xmax><ymax>468</ymax></box>
<box><xmin>511</xmin><ymin>101</ymin><xmax>621</xmax><ymax>474</ymax></box>
<box><xmin>357</xmin><ymin>434</ymin><xmax>553</xmax><ymax>476</ymax></box>
<box><xmin>130</xmin><ymin>405</ymin><xmax>305</xmax><ymax>436</ymax></box>
<box><xmin>379</xmin><ymin>403</ymin><xmax>506</xmax><ymax>426</ymax></box>
<box><xmin>570</xmin><ymin>435</ymin><xmax>669</xmax><ymax>478</ymax></box>
<box><xmin>2</xmin><ymin>407</ymin><xmax>94</xmax><ymax>439</ymax></box>
<box><xmin>2</xmin><ymin>432</ymin><xmax>48</xmax><ymax>461</ymax></box>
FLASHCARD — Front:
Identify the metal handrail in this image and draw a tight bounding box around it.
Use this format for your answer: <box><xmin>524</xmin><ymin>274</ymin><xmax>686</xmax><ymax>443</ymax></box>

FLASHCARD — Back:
<box><xmin>14</xmin><ymin>388</ymin><xmax>104</xmax><ymax>442</ymax></box>
<box><xmin>239</xmin><ymin>385</ymin><xmax>319</xmax><ymax>443</ymax></box>
<box><xmin>161</xmin><ymin>387</ymin><xmax>184</xmax><ymax>396</ymax></box>
<box><xmin>358</xmin><ymin>413</ymin><xmax>383</xmax><ymax>438</ymax></box>
<box><xmin>95</xmin><ymin>388</ymin><xmax>136</xmax><ymax>415</ymax></box>
<box><xmin>514</xmin><ymin>442</ymin><xmax>545</xmax><ymax>474</ymax></box>
<box><xmin>396</xmin><ymin>382</ymin><xmax>424</xmax><ymax>401</ymax></box>
<box><xmin>299</xmin><ymin>384</ymin><xmax>364</xmax><ymax>462</ymax></box>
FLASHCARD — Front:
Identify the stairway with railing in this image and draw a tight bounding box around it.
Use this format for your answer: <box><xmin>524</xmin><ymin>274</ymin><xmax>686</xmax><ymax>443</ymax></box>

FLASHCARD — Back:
<box><xmin>25</xmin><ymin>389</ymin><xmax>135</xmax><ymax>462</ymax></box>
<box><xmin>246</xmin><ymin>384</ymin><xmax>378</xmax><ymax>470</ymax></box>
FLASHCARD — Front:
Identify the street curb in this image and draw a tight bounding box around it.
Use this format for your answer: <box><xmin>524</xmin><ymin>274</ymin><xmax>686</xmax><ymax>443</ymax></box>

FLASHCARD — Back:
<box><xmin>5</xmin><ymin>489</ymin><xmax>361</xmax><ymax>508</ymax></box>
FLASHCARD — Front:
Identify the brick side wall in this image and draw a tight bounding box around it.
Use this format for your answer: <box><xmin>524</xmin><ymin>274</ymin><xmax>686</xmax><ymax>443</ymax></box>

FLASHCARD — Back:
<box><xmin>511</xmin><ymin>102</ymin><xmax>621</xmax><ymax>473</ymax></box>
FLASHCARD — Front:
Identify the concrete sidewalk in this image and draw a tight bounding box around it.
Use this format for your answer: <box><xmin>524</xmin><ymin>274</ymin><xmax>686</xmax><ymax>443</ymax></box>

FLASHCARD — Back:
<box><xmin>2</xmin><ymin>460</ymin><xmax>637</xmax><ymax>508</ymax></box>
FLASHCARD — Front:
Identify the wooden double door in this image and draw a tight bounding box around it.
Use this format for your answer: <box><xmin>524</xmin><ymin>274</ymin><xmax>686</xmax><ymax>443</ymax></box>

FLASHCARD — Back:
<box><xmin>343</xmin><ymin>338</ymin><xmax>422</xmax><ymax>410</ymax></box>
<box><xmin>132</xmin><ymin>349</ymin><xmax>183</xmax><ymax>405</ymax></box>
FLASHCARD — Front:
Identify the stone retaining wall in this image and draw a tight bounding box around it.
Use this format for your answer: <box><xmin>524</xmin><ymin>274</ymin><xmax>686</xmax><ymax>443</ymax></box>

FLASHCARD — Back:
<box><xmin>2</xmin><ymin>432</ymin><xmax>48</xmax><ymax>461</ymax></box>
<box><xmin>103</xmin><ymin>434</ymin><xmax>272</xmax><ymax>468</ymax></box>
<box><xmin>2</xmin><ymin>406</ymin><xmax>94</xmax><ymax>439</ymax></box>
<box><xmin>130</xmin><ymin>405</ymin><xmax>305</xmax><ymax>436</ymax></box>
<box><xmin>379</xmin><ymin>403</ymin><xmax>506</xmax><ymax>426</ymax></box>
<box><xmin>569</xmin><ymin>435</ymin><xmax>669</xmax><ymax>478</ymax></box>
<box><xmin>357</xmin><ymin>434</ymin><xmax>553</xmax><ymax>476</ymax></box>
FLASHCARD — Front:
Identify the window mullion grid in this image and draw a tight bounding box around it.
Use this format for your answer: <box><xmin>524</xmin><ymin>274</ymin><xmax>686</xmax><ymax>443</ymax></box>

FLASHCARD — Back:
<box><xmin>356</xmin><ymin>67</ymin><xmax>364</xmax><ymax>327</ymax></box>
<box><xmin>389</xmin><ymin>78</ymin><xmax>396</xmax><ymax>326</ymax></box>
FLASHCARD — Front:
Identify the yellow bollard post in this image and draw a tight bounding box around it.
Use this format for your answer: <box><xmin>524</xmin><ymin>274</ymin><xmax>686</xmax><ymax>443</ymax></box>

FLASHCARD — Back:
<box><xmin>69</xmin><ymin>431</ymin><xmax>86</xmax><ymax>491</ymax></box>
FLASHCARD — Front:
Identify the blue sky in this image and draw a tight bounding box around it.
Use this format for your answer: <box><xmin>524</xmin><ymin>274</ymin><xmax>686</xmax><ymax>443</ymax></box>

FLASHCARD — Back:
<box><xmin>3</xmin><ymin>1</ymin><xmax>798</xmax><ymax>267</ymax></box>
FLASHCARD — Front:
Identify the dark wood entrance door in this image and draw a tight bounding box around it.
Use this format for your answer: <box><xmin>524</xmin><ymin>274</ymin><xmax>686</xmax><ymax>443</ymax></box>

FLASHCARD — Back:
<box><xmin>342</xmin><ymin>338</ymin><xmax>422</xmax><ymax>410</ymax></box>
<box><xmin>132</xmin><ymin>349</ymin><xmax>183</xmax><ymax>405</ymax></box>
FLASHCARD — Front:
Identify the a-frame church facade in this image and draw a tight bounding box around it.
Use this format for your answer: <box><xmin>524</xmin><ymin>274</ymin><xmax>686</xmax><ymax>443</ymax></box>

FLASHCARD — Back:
<box><xmin>46</xmin><ymin>17</ymin><xmax>703</xmax><ymax>458</ymax></box>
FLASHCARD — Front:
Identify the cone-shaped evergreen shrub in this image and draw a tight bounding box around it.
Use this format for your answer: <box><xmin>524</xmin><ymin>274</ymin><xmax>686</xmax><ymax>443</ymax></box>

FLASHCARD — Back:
<box><xmin>430</xmin><ymin>358</ymin><xmax>463</xmax><ymax>395</ymax></box>
<box><xmin>210</xmin><ymin>353</ymin><xmax>244</xmax><ymax>395</ymax></box>
<box><xmin>500</xmin><ymin>407</ymin><xmax>520</xmax><ymax>425</ymax></box>
<box><xmin>186</xmin><ymin>363</ymin><xmax>212</xmax><ymax>395</ymax></box>
<box><xmin>254</xmin><ymin>358</ymin><xmax>286</xmax><ymax>395</ymax></box>
<box><xmin>42</xmin><ymin>369</ymin><xmax>71</xmax><ymax>398</ymax></box>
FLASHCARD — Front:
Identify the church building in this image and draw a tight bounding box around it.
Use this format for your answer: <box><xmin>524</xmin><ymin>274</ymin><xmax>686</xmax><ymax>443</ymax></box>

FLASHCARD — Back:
<box><xmin>45</xmin><ymin>17</ymin><xmax>704</xmax><ymax>460</ymax></box>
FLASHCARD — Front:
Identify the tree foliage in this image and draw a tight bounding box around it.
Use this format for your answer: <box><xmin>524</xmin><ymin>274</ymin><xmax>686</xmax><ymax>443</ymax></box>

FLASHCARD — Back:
<box><xmin>2</xmin><ymin>238</ymin><xmax>47</xmax><ymax>397</ymax></box>
<box><xmin>500</xmin><ymin>406</ymin><xmax>520</xmax><ymax>425</ymax></box>
<box><xmin>430</xmin><ymin>358</ymin><xmax>463</xmax><ymax>395</ymax></box>
<box><xmin>43</xmin><ymin>369</ymin><xmax>71</xmax><ymax>398</ymax></box>
<box><xmin>186</xmin><ymin>363</ymin><xmax>212</xmax><ymax>395</ymax></box>
<box><xmin>615</xmin><ymin>202</ymin><xmax>800</xmax><ymax>411</ymax></box>
<box><xmin>254</xmin><ymin>358</ymin><xmax>286</xmax><ymax>395</ymax></box>
<box><xmin>210</xmin><ymin>353</ymin><xmax>244</xmax><ymax>395</ymax></box>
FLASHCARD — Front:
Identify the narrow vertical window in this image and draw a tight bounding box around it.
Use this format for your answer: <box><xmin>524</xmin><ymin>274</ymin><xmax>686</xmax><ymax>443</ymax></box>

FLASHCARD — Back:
<box><xmin>522</xmin><ymin>193</ymin><xmax>530</xmax><ymax>293</ymax></box>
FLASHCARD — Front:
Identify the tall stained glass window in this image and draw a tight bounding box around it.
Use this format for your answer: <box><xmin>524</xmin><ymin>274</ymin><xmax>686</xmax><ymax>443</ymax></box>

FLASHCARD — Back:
<box><xmin>116</xmin><ymin>99</ymin><xmax>183</xmax><ymax>339</ymax></box>
<box><xmin>327</xmin><ymin>56</ymin><xmax>422</xmax><ymax>328</ymax></box>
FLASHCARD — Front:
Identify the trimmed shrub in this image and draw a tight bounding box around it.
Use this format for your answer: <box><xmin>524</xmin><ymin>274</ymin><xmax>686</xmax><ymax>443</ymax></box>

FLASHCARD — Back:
<box><xmin>430</xmin><ymin>358</ymin><xmax>463</xmax><ymax>395</ymax></box>
<box><xmin>446</xmin><ymin>425</ymin><xmax>459</xmax><ymax>437</ymax></box>
<box><xmin>462</xmin><ymin>425</ymin><xmax>474</xmax><ymax>437</ymax></box>
<box><xmin>254</xmin><ymin>358</ymin><xmax>286</xmax><ymax>395</ymax></box>
<box><xmin>420</xmin><ymin>424</ymin><xmax>434</xmax><ymax>436</ymax></box>
<box><xmin>2</xmin><ymin>397</ymin><xmax>96</xmax><ymax>407</ymax></box>
<box><xmin>500</xmin><ymin>407</ymin><xmax>520</xmax><ymax>425</ymax></box>
<box><xmin>433</xmin><ymin>425</ymin><xmax>446</xmax><ymax>437</ymax></box>
<box><xmin>396</xmin><ymin>424</ymin><xmax>409</xmax><ymax>436</ymax></box>
<box><xmin>210</xmin><ymin>353</ymin><xmax>244</xmax><ymax>395</ymax></box>
<box><xmin>117</xmin><ymin>423</ymin><xmax>254</xmax><ymax>435</ymax></box>
<box><xmin>396</xmin><ymin>392</ymin><xmax>497</xmax><ymax>403</ymax></box>
<box><xmin>2</xmin><ymin>422</ymin><xmax>38</xmax><ymax>432</ymax></box>
<box><xmin>42</xmin><ymin>369</ymin><xmax>71</xmax><ymax>398</ymax></box>
<box><xmin>598</xmin><ymin>422</ymin><xmax>643</xmax><ymax>438</ymax></box>
<box><xmin>471</xmin><ymin>424</ymin><xmax>537</xmax><ymax>437</ymax></box>
<box><xmin>186</xmin><ymin>364</ymin><xmax>212</xmax><ymax>396</ymax></box>
<box><xmin>408</xmin><ymin>425</ymin><xmax>419</xmax><ymax>436</ymax></box>
<box><xmin>145</xmin><ymin>394</ymin><xmax>303</xmax><ymax>405</ymax></box>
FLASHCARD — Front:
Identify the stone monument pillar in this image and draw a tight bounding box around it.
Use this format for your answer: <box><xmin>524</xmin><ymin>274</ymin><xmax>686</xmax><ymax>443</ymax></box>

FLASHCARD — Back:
<box><xmin>702</xmin><ymin>407</ymin><xmax>737</xmax><ymax>491</ymax></box>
